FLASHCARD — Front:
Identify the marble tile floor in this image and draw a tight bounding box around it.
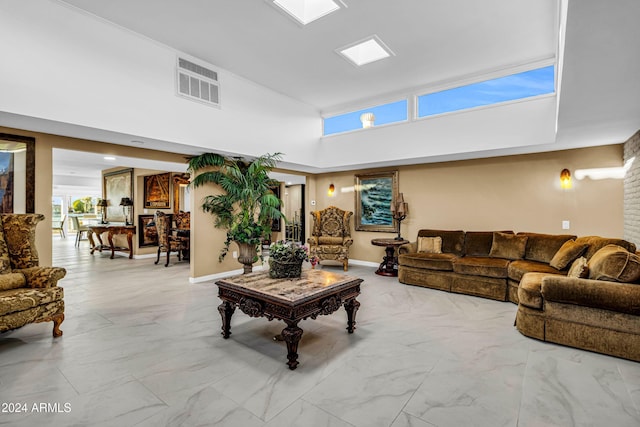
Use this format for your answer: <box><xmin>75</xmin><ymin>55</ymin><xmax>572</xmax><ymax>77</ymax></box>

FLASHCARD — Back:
<box><xmin>0</xmin><ymin>236</ymin><xmax>639</xmax><ymax>426</ymax></box>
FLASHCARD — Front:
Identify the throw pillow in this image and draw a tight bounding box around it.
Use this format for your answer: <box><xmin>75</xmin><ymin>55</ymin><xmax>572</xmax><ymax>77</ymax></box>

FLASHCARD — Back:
<box><xmin>588</xmin><ymin>244</ymin><xmax>640</xmax><ymax>283</ymax></box>
<box><xmin>489</xmin><ymin>232</ymin><xmax>528</xmax><ymax>260</ymax></box>
<box><xmin>550</xmin><ymin>240</ymin><xmax>589</xmax><ymax>270</ymax></box>
<box><xmin>417</xmin><ymin>236</ymin><xmax>442</xmax><ymax>254</ymax></box>
<box><xmin>567</xmin><ymin>256</ymin><xmax>589</xmax><ymax>278</ymax></box>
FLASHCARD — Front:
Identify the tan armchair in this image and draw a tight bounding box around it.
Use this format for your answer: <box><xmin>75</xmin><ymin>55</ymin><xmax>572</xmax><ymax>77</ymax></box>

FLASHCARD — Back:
<box><xmin>0</xmin><ymin>214</ymin><xmax>66</xmax><ymax>337</ymax></box>
<box><xmin>307</xmin><ymin>206</ymin><xmax>354</xmax><ymax>271</ymax></box>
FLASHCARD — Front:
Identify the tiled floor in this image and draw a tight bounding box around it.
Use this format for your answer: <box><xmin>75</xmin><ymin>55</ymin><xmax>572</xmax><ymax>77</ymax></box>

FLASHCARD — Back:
<box><xmin>1</xmin><ymin>236</ymin><xmax>639</xmax><ymax>426</ymax></box>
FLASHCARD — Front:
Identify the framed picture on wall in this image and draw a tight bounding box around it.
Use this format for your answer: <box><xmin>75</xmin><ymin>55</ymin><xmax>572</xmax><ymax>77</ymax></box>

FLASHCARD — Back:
<box><xmin>354</xmin><ymin>170</ymin><xmax>398</xmax><ymax>232</ymax></box>
<box><xmin>103</xmin><ymin>168</ymin><xmax>133</xmax><ymax>222</ymax></box>
<box><xmin>138</xmin><ymin>214</ymin><xmax>158</xmax><ymax>247</ymax></box>
<box><xmin>144</xmin><ymin>172</ymin><xmax>171</xmax><ymax>209</ymax></box>
<box><xmin>0</xmin><ymin>133</ymin><xmax>35</xmax><ymax>213</ymax></box>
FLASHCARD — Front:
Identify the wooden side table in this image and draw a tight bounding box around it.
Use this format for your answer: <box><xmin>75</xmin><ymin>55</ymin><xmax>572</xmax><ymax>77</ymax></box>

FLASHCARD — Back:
<box><xmin>371</xmin><ymin>238</ymin><xmax>409</xmax><ymax>277</ymax></box>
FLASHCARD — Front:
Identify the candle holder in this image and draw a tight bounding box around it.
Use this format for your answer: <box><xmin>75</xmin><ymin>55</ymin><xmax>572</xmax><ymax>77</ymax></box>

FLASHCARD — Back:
<box><xmin>390</xmin><ymin>193</ymin><xmax>408</xmax><ymax>240</ymax></box>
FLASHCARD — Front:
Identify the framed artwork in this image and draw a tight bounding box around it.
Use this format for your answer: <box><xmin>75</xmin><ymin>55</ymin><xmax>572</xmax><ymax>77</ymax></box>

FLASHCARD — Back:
<box><xmin>0</xmin><ymin>133</ymin><xmax>35</xmax><ymax>213</ymax></box>
<box><xmin>354</xmin><ymin>171</ymin><xmax>398</xmax><ymax>232</ymax></box>
<box><xmin>144</xmin><ymin>172</ymin><xmax>171</xmax><ymax>209</ymax></box>
<box><xmin>103</xmin><ymin>168</ymin><xmax>133</xmax><ymax>222</ymax></box>
<box><xmin>138</xmin><ymin>214</ymin><xmax>158</xmax><ymax>247</ymax></box>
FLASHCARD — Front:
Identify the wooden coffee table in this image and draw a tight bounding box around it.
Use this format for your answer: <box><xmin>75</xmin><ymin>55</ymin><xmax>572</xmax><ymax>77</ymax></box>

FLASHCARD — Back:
<box><xmin>215</xmin><ymin>269</ymin><xmax>362</xmax><ymax>370</ymax></box>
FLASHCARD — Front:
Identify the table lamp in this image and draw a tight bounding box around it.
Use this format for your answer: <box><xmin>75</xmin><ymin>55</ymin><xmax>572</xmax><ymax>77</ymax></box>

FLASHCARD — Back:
<box><xmin>119</xmin><ymin>197</ymin><xmax>133</xmax><ymax>225</ymax></box>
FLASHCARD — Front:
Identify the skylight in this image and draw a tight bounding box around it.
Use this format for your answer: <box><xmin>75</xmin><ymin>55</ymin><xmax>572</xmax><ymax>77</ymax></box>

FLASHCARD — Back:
<box><xmin>271</xmin><ymin>0</ymin><xmax>342</xmax><ymax>25</ymax></box>
<box><xmin>338</xmin><ymin>36</ymin><xmax>394</xmax><ymax>67</ymax></box>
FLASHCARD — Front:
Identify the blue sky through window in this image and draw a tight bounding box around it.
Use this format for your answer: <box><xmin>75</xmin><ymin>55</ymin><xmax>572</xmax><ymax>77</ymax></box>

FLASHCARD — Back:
<box><xmin>417</xmin><ymin>65</ymin><xmax>555</xmax><ymax>117</ymax></box>
<box><xmin>323</xmin><ymin>99</ymin><xmax>408</xmax><ymax>136</ymax></box>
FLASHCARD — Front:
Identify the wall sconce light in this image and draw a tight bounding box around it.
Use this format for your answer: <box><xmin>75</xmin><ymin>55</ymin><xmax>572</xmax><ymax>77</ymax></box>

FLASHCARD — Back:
<box><xmin>328</xmin><ymin>183</ymin><xmax>335</xmax><ymax>197</ymax></box>
<box><xmin>560</xmin><ymin>169</ymin><xmax>572</xmax><ymax>189</ymax></box>
<box><xmin>360</xmin><ymin>112</ymin><xmax>375</xmax><ymax>128</ymax></box>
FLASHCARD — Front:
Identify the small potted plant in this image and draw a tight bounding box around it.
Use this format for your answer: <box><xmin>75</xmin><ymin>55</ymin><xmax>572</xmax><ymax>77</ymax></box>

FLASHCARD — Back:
<box><xmin>269</xmin><ymin>240</ymin><xmax>309</xmax><ymax>279</ymax></box>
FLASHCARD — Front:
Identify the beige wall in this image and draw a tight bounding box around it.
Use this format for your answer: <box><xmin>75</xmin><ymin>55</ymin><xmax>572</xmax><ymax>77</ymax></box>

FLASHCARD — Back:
<box><xmin>310</xmin><ymin>145</ymin><xmax>625</xmax><ymax>264</ymax></box>
<box><xmin>1</xmin><ymin>126</ymin><xmax>188</xmax><ymax>266</ymax></box>
<box><xmin>2</xmin><ymin>124</ymin><xmax>625</xmax><ymax>279</ymax></box>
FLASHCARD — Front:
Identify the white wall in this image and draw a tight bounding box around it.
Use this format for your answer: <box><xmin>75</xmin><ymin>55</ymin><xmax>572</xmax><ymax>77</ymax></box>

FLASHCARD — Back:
<box><xmin>0</xmin><ymin>0</ymin><xmax>320</xmax><ymax>165</ymax></box>
<box><xmin>318</xmin><ymin>96</ymin><xmax>558</xmax><ymax>169</ymax></box>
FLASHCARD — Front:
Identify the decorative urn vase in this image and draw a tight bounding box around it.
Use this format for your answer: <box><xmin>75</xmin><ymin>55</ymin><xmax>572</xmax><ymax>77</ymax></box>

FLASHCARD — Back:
<box><xmin>236</xmin><ymin>241</ymin><xmax>258</xmax><ymax>274</ymax></box>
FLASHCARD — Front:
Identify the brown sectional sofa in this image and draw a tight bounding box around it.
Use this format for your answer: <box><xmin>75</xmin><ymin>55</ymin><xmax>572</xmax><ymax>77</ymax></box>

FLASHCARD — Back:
<box><xmin>398</xmin><ymin>229</ymin><xmax>640</xmax><ymax>362</ymax></box>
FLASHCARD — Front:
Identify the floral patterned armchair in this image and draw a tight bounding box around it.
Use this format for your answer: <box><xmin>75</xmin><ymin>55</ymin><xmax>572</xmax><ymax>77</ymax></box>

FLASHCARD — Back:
<box><xmin>307</xmin><ymin>206</ymin><xmax>354</xmax><ymax>271</ymax></box>
<box><xmin>0</xmin><ymin>214</ymin><xmax>66</xmax><ymax>337</ymax></box>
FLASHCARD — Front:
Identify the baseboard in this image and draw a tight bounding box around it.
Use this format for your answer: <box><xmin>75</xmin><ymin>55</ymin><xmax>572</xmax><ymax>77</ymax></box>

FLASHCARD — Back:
<box><xmin>349</xmin><ymin>259</ymin><xmax>379</xmax><ymax>268</ymax></box>
<box><xmin>132</xmin><ymin>253</ymin><xmax>159</xmax><ymax>260</ymax></box>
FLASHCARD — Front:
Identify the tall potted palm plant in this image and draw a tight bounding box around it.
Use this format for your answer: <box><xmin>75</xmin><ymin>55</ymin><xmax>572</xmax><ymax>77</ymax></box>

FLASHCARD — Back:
<box><xmin>188</xmin><ymin>152</ymin><xmax>285</xmax><ymax>273</ymax></box>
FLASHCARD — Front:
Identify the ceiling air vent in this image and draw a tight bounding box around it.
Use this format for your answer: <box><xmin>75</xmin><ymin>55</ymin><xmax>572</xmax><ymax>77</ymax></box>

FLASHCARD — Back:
<box><xmin>176</xmin><ymin>57</ymin><xmax>220</xmax><ymax>107</ymax></box>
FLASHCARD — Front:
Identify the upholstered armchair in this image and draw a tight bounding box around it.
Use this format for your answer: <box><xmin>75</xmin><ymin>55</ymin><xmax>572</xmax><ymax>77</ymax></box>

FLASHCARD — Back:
<box><xmin>307</xmin><ymin>206</ymin><xmax>354</xmax><ymax>271</ymax></box>
<box><xmin>154</xmin><ymin>211</ymin><xmax>189</xmax><ymax>267</ymax></box>
<box><xmin>0</xmin><ymin>214</ymin><xmax>66</xmax><ymax>337</ymax></box>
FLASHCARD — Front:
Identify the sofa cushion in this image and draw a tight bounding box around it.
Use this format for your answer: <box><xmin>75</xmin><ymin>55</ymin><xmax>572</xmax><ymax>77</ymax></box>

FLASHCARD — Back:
<box><xmin>549</xmin><ymin>240</ymin><xmax>588</xmax><ymax>270</ymax></box>
<box><xmin>575</xmin><ymin>236</ymin><xmax>637</xmax><ymax>260</ymax></box>
<box><xmin>417</xmin><ymin>236</ymin><xmax>442</xmax><ymax>254</ymax></box>
<box><xmin>464</xmin><ymin>231</ymin><xmax>513</xmax><ymax>257</ymax></box>
<box><xmin>0</xmin><ymin>286</ymin><xmax>64</xmax><ymax>316</ymax></box>
<box><xmin>568</xmin><ymin>256</ymin><xmax>589</xmax><ymax>278</ymax></box>
<box><xmin>489</xmin><ymin>232</ymin><xmax>527</xmax><ymax>260</ymax></box>
<box><xmin>518</xmin><ymin>272</ymin><xmax>549</xmax><ymax>309</ymax></box>
<box><xmin>517</xmin><ymin>233</ymin><xmax>576</xmax><ymax>264</ymax></box>
<box><xmin>541</xmin><ymin>275</ymin><xmax>640</xmax><ymax>315</ymax></box>
<box><xmin>588</xmin><ymin>245</ymin><xmax>640</xmax><ymax>283</ymax></box>
<box><xmin>0</xmin><ymin>273</ymin><xmax>26</xmax><ymax>291</ymax></box>
<box><xmin>398</xmin><ymin>253</ymin><xmax>457</xmax><ymax>271</ymax></box>
<box><xmin>508</xmin><ymin>260</ymin><xmax>563</xmax><ymax>282</ymax></box>
<box><xmin>453</xmin><ymin>256</ymin><xmax>510</xmax><ymax>278</ymax></box>
<box><xmin>417</xmin><ymin>230</ymin><xmax>465</xmax><ymax>256</ymax></box>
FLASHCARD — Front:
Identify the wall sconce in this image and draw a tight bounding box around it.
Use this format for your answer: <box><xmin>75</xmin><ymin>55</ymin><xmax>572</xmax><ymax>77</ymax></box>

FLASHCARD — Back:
<box><xmin>360</xmin><ymin>112</ymin><xmax>375</xmax><ymax>128</ymax></box>
<box><xmin>119</xmin><ymin>197</ymin><xmax>134</xmax><ymax>225</ymax></box>
<box><xmin>560</xmin><ymin>169</ymin><xmax>572</xmax><ymax>189</ymax></box>
<box><xmin>328</xmin><ymin>183</ymin><xmax>335</xmax><ymax>197</ymax></box>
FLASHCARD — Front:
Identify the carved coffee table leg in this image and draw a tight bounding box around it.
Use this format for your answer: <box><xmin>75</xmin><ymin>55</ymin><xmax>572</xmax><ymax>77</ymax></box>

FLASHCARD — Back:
<box><xmin>344</xmin><ymin>298</ymin><xmax>360</xmax><ymax>333</ymax></box>
<box><xmin>218</xmin><ymin>301</ymin><xmax>235</xmax><ymax>338</ymax></box>
<box><xmin>281</xmin><ymin>323</ymin><xmax>303</xmax><ymax>370</ymax></box>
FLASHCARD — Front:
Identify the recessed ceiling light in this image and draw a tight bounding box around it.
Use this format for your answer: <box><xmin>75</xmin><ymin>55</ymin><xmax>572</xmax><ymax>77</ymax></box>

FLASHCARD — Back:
<box><xmin>103</xmin><ymin>156</ymin><xmax>116</xmax><ymax>161</ymax></box>
<box><xmin>270</xmin><ymin>0</ymin><xmax>344</xmax><ymax>25</ymax></box>
<box><xmin>338</xmin><ymin>35</ymin><xmax>395</xmax><ymax>67</ymax></box>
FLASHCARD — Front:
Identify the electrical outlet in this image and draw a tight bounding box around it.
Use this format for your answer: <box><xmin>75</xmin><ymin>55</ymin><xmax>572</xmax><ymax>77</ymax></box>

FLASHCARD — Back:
<box><xmin>232</xmin><ymin>251</ymin><xmax>238</xmax><ymax>259</ymax></box>
<box><xmin>562</xmin><ymin>220</ymin><xmax>570</xmax><ymax>230</ymax></box>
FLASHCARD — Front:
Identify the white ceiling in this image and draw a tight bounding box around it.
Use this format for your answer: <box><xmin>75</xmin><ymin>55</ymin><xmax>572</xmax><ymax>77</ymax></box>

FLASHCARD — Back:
<box><xmin>4</xmin><ymin>0</ymin><xmax>640</xmax><ymax>179</ymax></box>
<box><xmin>60</xmin><ymin>0</ymin><xmax>557</xmax><ymax>112</ymax></box>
